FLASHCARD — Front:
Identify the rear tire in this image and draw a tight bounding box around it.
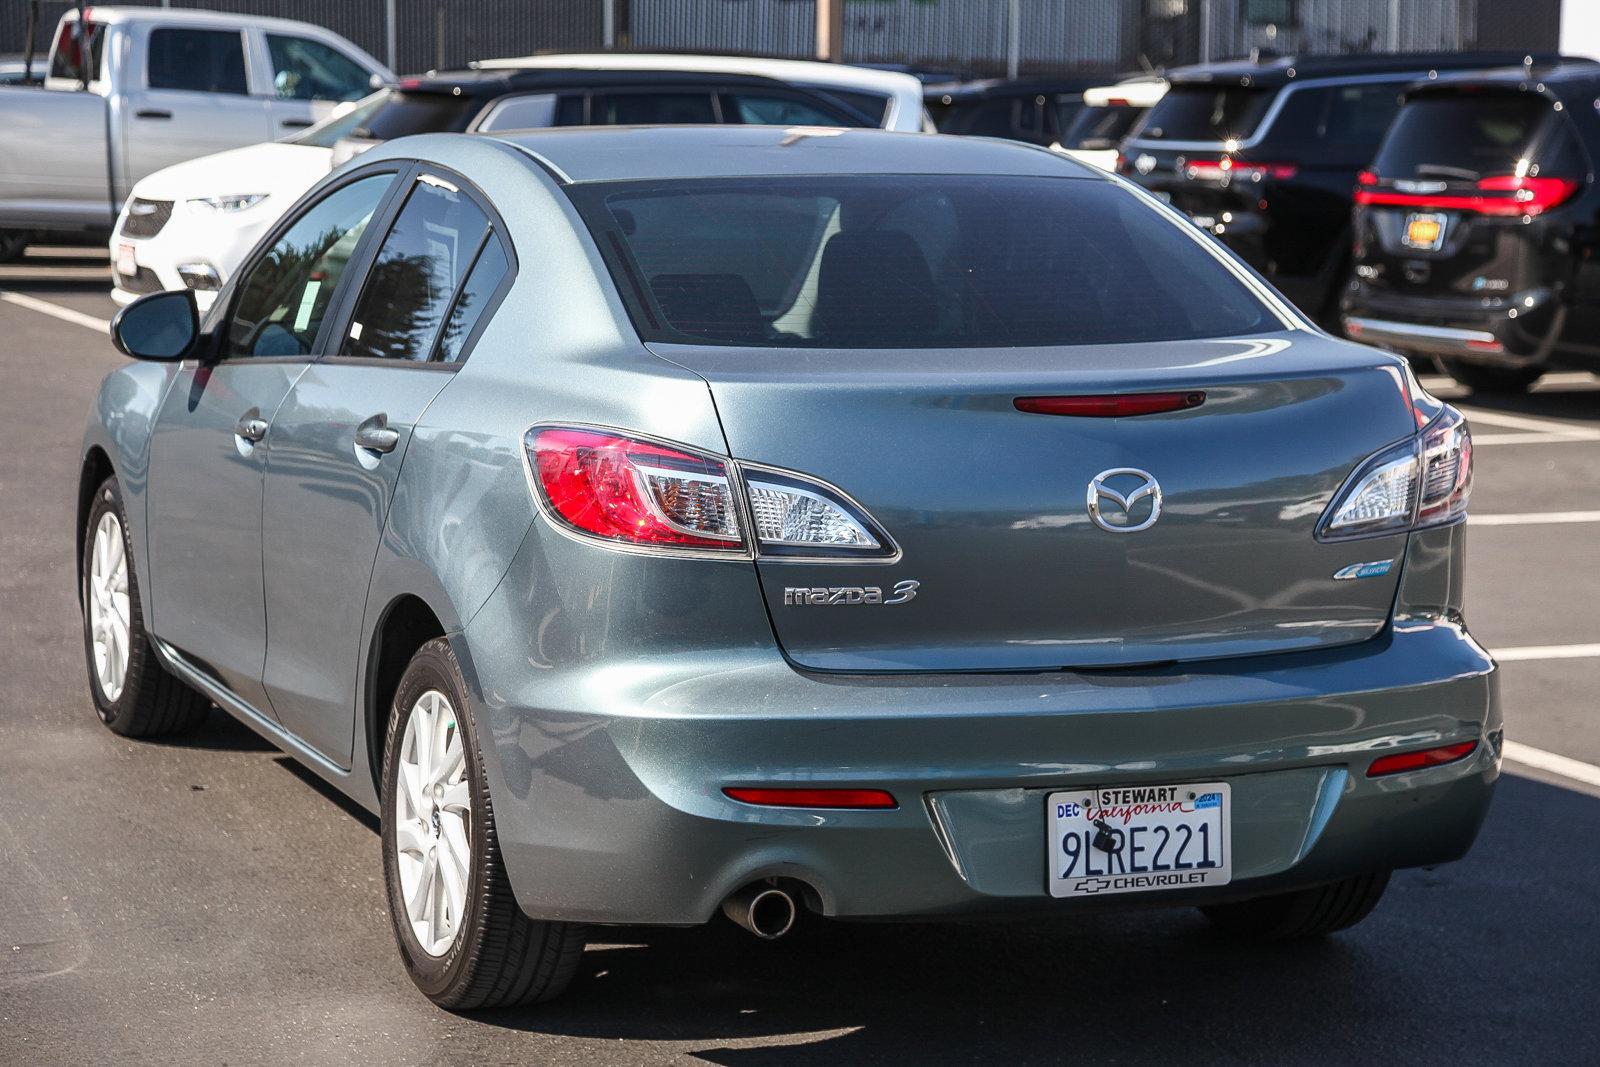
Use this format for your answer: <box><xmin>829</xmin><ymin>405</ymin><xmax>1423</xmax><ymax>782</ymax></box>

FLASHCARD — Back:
<box><xmin>380</xmin><ymin>638</ymin><xmax>586</xmax><ymax>1009</ymax></box>
<box><xmin>1440</xmin><ymin>359</ymin><xmax>1543</xmax><ymax>394</ymax></box>
<box><xmin>80</xmin><ymin>475</ymin><xmax>210</xmax><ymax>737</ymax></box>
<box><xmin>1200</xmin><ymin>871</ymin><xmax>1390</xmax><ymax>939</ymax></box>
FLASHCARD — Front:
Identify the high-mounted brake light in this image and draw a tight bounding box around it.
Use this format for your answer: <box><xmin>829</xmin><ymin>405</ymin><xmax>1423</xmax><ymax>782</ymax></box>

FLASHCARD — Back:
<box><xmin>723</xmin><ymin>787</ymin><xmax>898</xmax><ymax>810</ymax></box>
<box><xmin>1016</xmin><ymin>392</ymin><xmax>1205</xmax><ymax>418</ymax></box>
<box><xmin>1318</xmin><ymin>408</ymin><xmax>1472</xmax><ymax>540</ymax></box>
<box><xmin>1367</xmin><ymin>741</ymin><xmax>1478</xmax><ymax>777</ymax></box>
<box><xmin>1184</xmin><ymin>158</ymin><xmax>1298</xmax><ymax>182</ymax></box>
<box><xmin>1354</xmin><ymin>174</ymin><xmax>1581</xmax><ymax>217</ymax></box>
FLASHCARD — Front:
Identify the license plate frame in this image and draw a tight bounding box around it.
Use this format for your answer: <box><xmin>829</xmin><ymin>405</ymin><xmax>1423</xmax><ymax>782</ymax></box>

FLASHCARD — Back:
<box><xmin>1402</xmin><ymin>211</ymin><xmax>1447</xmax><ymax>251</ymax></box>
<box><xmin>1046</xmin><ymin>782</ymin><xmax>1232</xmax><ymax>899</ymax></box>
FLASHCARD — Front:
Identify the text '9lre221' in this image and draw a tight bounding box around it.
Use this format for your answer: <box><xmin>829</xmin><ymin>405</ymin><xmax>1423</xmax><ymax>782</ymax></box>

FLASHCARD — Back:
<box><xmin>81</xmin><ymin>126</ymin><xmax>1496</xmax><ymax>1009</ymax></box>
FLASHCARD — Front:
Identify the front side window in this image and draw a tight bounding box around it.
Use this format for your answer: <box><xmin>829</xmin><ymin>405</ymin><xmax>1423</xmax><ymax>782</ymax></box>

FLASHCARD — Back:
<box><xmin>1138</xmin><ymin>85</ymin><xmax>1275</xmax><ymax>142</ymax></box>
<box><xmin>147</xmin><ymin>28</ymin><xmax>247</xmax><ymax>95</ymax></box>
<box><xmin>719</xmin><ymin>91</ymin><xmax>854</xmax><ymax>128</ymax></box>
<box><xmin>571</xmin><ymin>175</ymin><xmax>1273</xmax><ymax>349</ymax></box>
<box><xmin>225</xmin><ymin>174</ymin><xmax>391</xmax><ymax>358</ymax></box>
<box><xmin>343</xmin><ymin>177</ymin><xmax>491</xmax><ymax>362</ymax></box>
<box><xmin>266</xmin><ymin>34</ymin><xmax>371</xmax><ymax>102</ymax></box>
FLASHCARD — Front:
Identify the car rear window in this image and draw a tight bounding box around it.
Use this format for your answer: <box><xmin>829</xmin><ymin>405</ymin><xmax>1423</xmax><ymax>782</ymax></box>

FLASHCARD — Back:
<box><xmin>353</xmin><ymin>91</ymin><xmax>483</xmax><ymax>140</ymax></box>
<box><xmin>1369</xmin><ymin>92</ymin><xmax>1589</xmax><ymax>180</ymax></box>
<box><xmin>291</xmin><ymin>90</ymin><xmax>390</xmax><ymax>146</ymax></box>
<box><xmin>569</xmin><ymin>175</ymin><xmax>1273</xmax><ymax>349</ymax></box>
<box><xmin>1137</xmin><ymin>85</ymin><xmax>1275</xmax><ymax>142</ymax></box>
<box><xmin>1060</xmin><ymin>104</ymin><xmax>1147</xmax><ymax>151</ymax></box>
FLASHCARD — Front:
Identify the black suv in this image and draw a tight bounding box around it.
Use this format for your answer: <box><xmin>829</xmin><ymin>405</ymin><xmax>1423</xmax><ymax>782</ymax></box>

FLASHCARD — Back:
<box><xmin>1116</xmin><ymin>52</ymin><xmax>1564</xmax><ymax>323</ymax></box>
<box><xmin>1342</xmin><ymin>63</ymin><xmax>1600</xmax><ymax>392</ymax></box>
<box><xmin>926</xmin><ymin>77</ymin><xmax>1106</xmax><ymax>147</ymax></box>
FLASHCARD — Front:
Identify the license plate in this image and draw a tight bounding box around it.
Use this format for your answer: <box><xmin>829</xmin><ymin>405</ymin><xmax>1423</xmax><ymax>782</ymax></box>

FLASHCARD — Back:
<box><xmin>1403</xmin><ymin>212</ymin><xmax>1446</xmax><ymax>250</ymax></box>
<box><xmin>116</xmin><ymin>242</ymin><xmax>137</xmax><ymax>277</ymax></box>
<box><xmin>1047</xmin><ymin>782</ymin><xmax>1231</xmax><ymax>898</ymax></box>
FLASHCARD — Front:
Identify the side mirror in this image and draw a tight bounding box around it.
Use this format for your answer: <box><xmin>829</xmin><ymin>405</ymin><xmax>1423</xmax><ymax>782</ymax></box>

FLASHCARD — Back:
<box><xmin>110</xmin><ymin>290</ymin><xmax>199</xmax><ymax>362</ymax></box>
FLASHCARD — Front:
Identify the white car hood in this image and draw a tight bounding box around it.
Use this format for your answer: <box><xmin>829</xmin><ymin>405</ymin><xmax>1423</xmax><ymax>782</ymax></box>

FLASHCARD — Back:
<box><xmin>130</xmin><ymin>142</ymin><xmax>335</xmax><ymax>203</ymax></box>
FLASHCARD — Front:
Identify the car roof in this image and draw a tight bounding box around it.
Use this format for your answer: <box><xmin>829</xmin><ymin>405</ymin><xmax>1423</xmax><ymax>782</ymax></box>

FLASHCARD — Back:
<box><xmin>1082</xmin><ymin>78</ymin><xmax>1168</xmax><ymax>108</ymax></box>
<box><xmin>1403</xmin><ymin>61</ymin><xmax>1600</xmax><ymax>101</ymax></box>
<box><xmin>63</xmin><ymin>4</ymin><xmax>350</xmax><ymax>36</ymax></box>
<box><xmin>1166</xmin><ymin>51</ymin><xmax>1576</xmax><ymax>89</ymax></box>
<box><xmin>397</xmin><ymin>67</ymin><xmax>793</xmax><ymax>99</ymax></box>
<box><xmin>473</xmin><ymin>53</ymin><xmax>921</xmax><ymax>97</ymax></box>
<box><xmin>488</xmin><ymin>124</ymin><xmax>1096</xmax><ymax>184</ymax></box>
<box><xmin>926</xmin><ymin>75</ymin><xmax>1111</xmax><ymax>102</ymax></box>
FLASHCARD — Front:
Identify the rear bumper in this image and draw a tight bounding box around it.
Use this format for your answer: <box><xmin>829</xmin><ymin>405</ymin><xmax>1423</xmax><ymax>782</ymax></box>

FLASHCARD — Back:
<box><xmin>460</xmin><ymin>533</ymin><xmax>1499</xmax><ymax>926</ymax></box>
<box><xmin>1342</xmin><ymin>285</ymin><xmax>1564</xmax><ymax>368</ymax></box>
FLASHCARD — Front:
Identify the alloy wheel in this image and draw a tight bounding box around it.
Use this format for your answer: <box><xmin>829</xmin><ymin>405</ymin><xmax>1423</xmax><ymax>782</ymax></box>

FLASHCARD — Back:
<box><xmin>88</xmin><ymin>511</ymin><xmax>131</xmax><ymax>703</ymax></box>
<box><xmin>393</xmin><ymin>689</ymin><xmax>472</xmax><ymax>956</ymax></box>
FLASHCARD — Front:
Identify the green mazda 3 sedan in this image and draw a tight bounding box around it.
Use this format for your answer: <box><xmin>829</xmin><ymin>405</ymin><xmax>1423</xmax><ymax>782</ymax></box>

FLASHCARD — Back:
<box><xmin>79</xmin><ymin>126</ymin><xmax>1498</xmax><ymax>1008</ymax></box>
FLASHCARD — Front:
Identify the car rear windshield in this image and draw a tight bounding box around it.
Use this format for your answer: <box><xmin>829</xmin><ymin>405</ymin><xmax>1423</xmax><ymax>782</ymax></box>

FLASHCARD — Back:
<box><xmin>1369</xmin><ymin>92</ymin><xmax>1589</xmax><ymax>180</ymax></box>
<box><xmin>1136</xmin><ymin>85</ymin><xmax>1275</xmax><ymax>142</ymax></box>
<box><xmin>291</xmin><ymin>90</ymin><xmax>390</xmax><ymax>147</ymax></box>
<box><xmin>348</xmin><ymin>90</ymin><xmax>483</xmax><ymax>140</ymax></box>
<box><xmin>568</xmin><ymin>175</ymin><xmax>1273</xmax><ymax>349</ymax></box>
<box><xmin>1060</xmin><ymin>104</ymin><xmax>1148</xmax><ymax>150</ymax></box>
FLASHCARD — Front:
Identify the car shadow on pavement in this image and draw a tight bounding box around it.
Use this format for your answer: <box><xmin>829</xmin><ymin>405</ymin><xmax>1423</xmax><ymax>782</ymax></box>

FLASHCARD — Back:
<box><xmin>1450</xmin><ymin>375</ymin><xmax>1600</xmax><ymax>423</ymax></box>
<box><xmin>144</xmin><ymin>706</ymin><xmax>274</xmax><ymax>752</ymax></box>
<box><xmin>468</xmin><ymin>774</ymin><xmax>1597</xmax><ymax>1063</ymax></box>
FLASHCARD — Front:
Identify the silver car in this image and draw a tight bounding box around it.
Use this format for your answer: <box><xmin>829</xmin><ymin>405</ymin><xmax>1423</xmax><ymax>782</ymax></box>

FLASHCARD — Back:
<box><xmin>82</xmin><ymin>127</ymin><xmax>1498</xmax><ymax>1009</ymax></box>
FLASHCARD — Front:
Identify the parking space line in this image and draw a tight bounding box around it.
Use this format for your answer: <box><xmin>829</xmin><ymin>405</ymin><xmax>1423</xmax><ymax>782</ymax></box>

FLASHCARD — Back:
<box><xmin>1469</xmin><ymin>432</ymin><xmax>1595</xmax><ymax>446</ymax></box>
<box><xmin>1492</xmin><ymin>643</ymin><xmax>1600</xmax><ymax>661</ymax></box>
<box><xmin>0</xmin><ymin>290</ymin><xmax>112</xmax><ymax>334</ymax></box>
<box><xmin>1472</xmin><ymin>511</ymin><xmax>1600</xmax><ymax>526</ymax></box>
<box><xmin>1504</xmin><ymin>741</ymin><xmax>1600</xmax><ymax>791</ymax></box>
<box><xmin>1456</xmin><ymin>406</ymin><xmax>1600</xmax><ymax>439</ymax></box>
<box><xmin>1421</xmin><ymin>371</ymin><xmax>1600</xmax><ymax>391</ymax></box>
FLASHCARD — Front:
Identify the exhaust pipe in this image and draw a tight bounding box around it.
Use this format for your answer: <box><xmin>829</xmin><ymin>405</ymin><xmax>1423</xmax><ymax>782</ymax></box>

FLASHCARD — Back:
<box><xmin>722</xmin><ymin>882</ymin><xmax>798</xmax><ymax>940</ymax></box>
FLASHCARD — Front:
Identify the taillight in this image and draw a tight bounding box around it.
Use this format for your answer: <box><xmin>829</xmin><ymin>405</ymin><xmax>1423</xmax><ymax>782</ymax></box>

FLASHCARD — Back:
<box><xmin>1184</xmin><ymin>157</ymin><xmax>1298</xmax><ymax>182</ymax></box>
<box><xmin>524</xmin><ymin>427</ymin><xmax>896</xmax><ymax>559</ymax></box>
<box><xmin>526</xmin><ymin>427</ymin><xmax>743</xmax><ymax>551</ymax></box>
<box><xmin>1353</xmin><ymin>174</ymin><xmax>1581</xmax><ymax>217</ymax></box>
<box><xmin>1015</xmin><ymin>391</ymin><xmax>1205</xmax><ymax>417</ymax></box>
<box><xmin>1318</xmin><ymin>407</ymin><xmax>1472</xmax><ymax>540</ymax></box>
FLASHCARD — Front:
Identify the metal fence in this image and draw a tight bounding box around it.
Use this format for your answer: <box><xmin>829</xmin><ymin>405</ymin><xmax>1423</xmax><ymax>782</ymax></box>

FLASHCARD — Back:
<box><xmin>2</xmin><ymin>0</ymin><xmax>1565</xmax><ymax>78</ymax></box>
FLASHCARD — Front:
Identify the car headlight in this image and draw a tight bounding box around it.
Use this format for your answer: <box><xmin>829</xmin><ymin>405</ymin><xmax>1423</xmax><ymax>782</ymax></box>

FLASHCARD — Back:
<box><xmin>1319</xmin><ymin>407</ymin><xmax>1471</xmax><ymax>540</ymax></box>
<box><xmin>187</xmin><ymin>194</ymin><xmax>267</xmax><ymax>214</ymax></box>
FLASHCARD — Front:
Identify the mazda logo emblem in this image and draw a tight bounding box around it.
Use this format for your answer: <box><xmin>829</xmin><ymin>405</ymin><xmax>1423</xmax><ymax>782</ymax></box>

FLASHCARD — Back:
<box><xmin>1087</xmin><ymin>468</ymin><xmax>1162</xmax><ymax>533</ymax></box>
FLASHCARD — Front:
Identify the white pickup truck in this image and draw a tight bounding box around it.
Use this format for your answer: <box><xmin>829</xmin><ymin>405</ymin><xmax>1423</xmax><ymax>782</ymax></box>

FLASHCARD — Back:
<box><xmin>0</xmin><ymin>6</ymin><xmax>390</xmax><ymax>261</ymax></box>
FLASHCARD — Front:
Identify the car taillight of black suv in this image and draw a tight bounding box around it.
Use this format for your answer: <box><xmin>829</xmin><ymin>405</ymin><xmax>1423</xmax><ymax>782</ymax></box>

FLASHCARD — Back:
<box><xmin>1117</xmin><ymin>52</ymin><xmax>1570</xmax><ymax>326</ymax></box>
<box><xmin>1342</xmin><ymin>64</ymin><xmax>1600</xmax><ymax>393</ymax></box>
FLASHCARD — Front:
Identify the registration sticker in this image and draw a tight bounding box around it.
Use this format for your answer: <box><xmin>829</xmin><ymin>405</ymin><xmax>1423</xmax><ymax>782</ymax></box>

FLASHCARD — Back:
<box><xmin>1403</xmin><ymin>212</ymin><xmax>1447</xmax><ymax>251</ymax></box>
<box><xmin>1046</xmin><ymin>782</ymin><xmax>1232</xmax><ymax>898</ymax></box>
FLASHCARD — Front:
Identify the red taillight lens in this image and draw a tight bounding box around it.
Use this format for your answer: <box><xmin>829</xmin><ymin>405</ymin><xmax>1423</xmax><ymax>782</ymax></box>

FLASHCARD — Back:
<box><xmin>526</xmin><ymin>427</ymin><xmax>743</xmax><ymax>550</ymax></box>
<box><xmin>723</xmin><ymin>787</ymin><xmax>898</xmax><ymax>810</ymax></box>
<box><xmin>1367</xmin><ymin>740</ymin><xmax>1478</xmax><ymax>777</ymax></box>
<box><xmin>1184</xmin><ymin>158</ymin><xmax>1298</xmax><ymax>182</ymax></box>
<box><xmin>1357</xmin><ymin>169</ymin><xmax>1378</xmax><ymax>187</ymax></box>
<box><xmin>1015</xmin><ymin>392</ymin><xmax>1205</xmax><ymax>418</ymax></box>
<box><xmin>1354</xmin><ymin>174</ymin><xmax>1581</xmax><ymax>217</ymax></box>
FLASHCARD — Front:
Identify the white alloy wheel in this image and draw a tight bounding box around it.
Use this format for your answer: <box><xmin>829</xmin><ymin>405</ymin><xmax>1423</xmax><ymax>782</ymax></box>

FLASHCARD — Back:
<box><xmin>394</xmin><ymin>689</ymin><xmax>472</xmax><ymax>956</ymax></box>
<box><xmin>88</xmin><ymin>511</ymin><xmax>131</xmax><ymax>702</ymax></box>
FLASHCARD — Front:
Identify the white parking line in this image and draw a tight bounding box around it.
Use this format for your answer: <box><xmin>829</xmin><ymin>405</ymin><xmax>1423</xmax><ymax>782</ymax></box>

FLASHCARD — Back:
<box><xmin>1493</xmin><ymin>643</ymin><xmax>1600</xmax><ymax>661</ymax></box>
<box><xmin>1504</xmin><ymin>741</ymin><xmax>1600</xmax><ymax>791</ymax></box>
<box><xmin>1469</xmin><ymin>432</ymin><xmax>1594</xmax><ymax>446</ymax></box>
<box><xmin>0</xmin><ymin>290</ymin><xmax>111</xmax><ymax>333</ymax></box>
<box><xmin>1456</xmin><ymin>406</ymin><xmax>1600</xmax><ymax>439</ymax></box>
<box><xmin>1472</xmin><ymin>511</ymin><xmax>1600</xmax><ymax>527</ymax></box>
<box><xmin>1421</xmin><ymin>371</ymin><xmax>1600</xmax><ymax>391</ymax></box>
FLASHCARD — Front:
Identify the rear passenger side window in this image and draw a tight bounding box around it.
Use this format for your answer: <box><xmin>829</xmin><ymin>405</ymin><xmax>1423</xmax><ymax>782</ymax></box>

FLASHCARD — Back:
<box><xmin>436</xmin><ymin>236</ymin><xmax>510</xmax><ymax>364</ymax></box>
<box><xmin>583</xmin><ymin>92</ymin><xmax>717</xmax><ymax>126</ymax></box>
<box><xmin>475</xmin><ymin>93</ymin><xmax>558</xmax><ymax>132</ymax></box>
<box><xmin>147</xmin><ymin>28</ymin><xmax>247</xmax><ymax>95</ymax></box>
<box><xmin>343</xmin><ymin>176</ymin><xmax>492</xmax><ymax>362</ymax></box>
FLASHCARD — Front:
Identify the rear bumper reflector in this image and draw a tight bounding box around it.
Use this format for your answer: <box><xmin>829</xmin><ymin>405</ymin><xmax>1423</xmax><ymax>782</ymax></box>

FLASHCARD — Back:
<box><xmin>1015</xmin><ymin>391</ymin><xmax>1205</xmax><ymax>417</ymax></box>
<box><xmin>1367</xmin><ymin>740</ymin><xmax>1479</xmax><ymax>777</ymax></box>
<box><xmin>723</xmin><ymin>787</ymin><xmax>898</xmax><ymax>809</ymax></box>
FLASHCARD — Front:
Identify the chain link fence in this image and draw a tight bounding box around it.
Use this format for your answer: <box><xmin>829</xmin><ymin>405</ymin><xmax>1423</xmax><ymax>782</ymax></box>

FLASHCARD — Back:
<box><xmin>2</xmin><ymin>0</ymin><xmax>1564</xmax><ymax>78</ymax></box>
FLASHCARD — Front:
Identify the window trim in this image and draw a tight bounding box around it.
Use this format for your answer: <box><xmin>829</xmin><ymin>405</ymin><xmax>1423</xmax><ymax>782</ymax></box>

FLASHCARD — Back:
<box><xmin>317</xmin><ymin>163</ymin><xmax>518</xmax><ymax>370</ymax></box>
<box><xmin>143</xmin><ymin>25</ymin><xmax>252</xmax><ymax>97</ymax></box>
<box><xmin>204</xmin><ymin>162</ymin><xmax>410</xmax><ymax>364</ymax></box>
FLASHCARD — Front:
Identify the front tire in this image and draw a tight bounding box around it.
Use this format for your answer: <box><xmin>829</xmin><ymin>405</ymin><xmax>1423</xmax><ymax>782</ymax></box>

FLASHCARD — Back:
<box><xmin>380</xmin><ymin>638</ymin><xmax>586</xmax><ymax>1009</ymax></box>
<box><xmin>81</xmin><ymin>475</ymin><xmax>210</xmax><ymax>737</ymax></box>
<box><xmin>1440</xmin><ymin>358</ymin><xmax>1544</xmax><ymax>394</ymax></box>
<box><xmin>1200</xmin><ymin>871</ymin><xmax>1390</xmax><ymax>939</ymax></box>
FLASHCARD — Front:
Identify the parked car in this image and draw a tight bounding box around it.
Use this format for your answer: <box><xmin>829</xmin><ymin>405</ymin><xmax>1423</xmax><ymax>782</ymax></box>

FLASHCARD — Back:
<box><xmin>1116</xmin><ymin>52</ymin><xmax>1570</xmax><ymax>324</ymax></box>
<box><xmin>86</xmin><ymin>126</ymin><xmax>1494</xmax><ymax>1009</ymax></box>
<box><xmin>1056</xmin><ymin>76</ymin><xmax>1167</xmax><ymax>171</ymax></box>
<box><xmin>926</xmin><ymin>76</ymin><xmax>1105</xmax><ymax>146</ymax></box>
<box><xmin>1343</xmin><ymin>62</ymin><xmax>1600</xmax><ymax>392</ymax></box>
<box><xmin>0</xmin><ymin>6</ymin><xmax>390</xmax><ymax>263</ymax></box>
<box><xmin>0</xmin><ymin>53</ymin><xmax>42</xmax><ymax>85</ymax></box>
<box><xmin>110</xmin><ymin>61</ymin><xmax>912</xmax><ymax>308</ymax></box>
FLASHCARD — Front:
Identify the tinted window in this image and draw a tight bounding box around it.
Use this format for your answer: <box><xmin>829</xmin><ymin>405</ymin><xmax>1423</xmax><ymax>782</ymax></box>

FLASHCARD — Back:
<box><xmin>225</xmin><ymin>175</ymin><xmax>390</xmax><ymax>358</ymax></box>
<box><xmin>436</xmin><ymin>236</ymin><xmax>511</xmax><ymax>364</ymax></box>
<box><xmin>266</xmin><ymin>34</ymin><xmax>371</xmax><ymax>102</ymax></box>
<box><xmin>1061</xmin><ymin>104</ymin><xmax>1147</xmax><ymax>150</ymax></box>
<box><xmin>1319</xmin><ymin>83</ymin><xmax>1404</xmax><ymax>144</ymax></box>
<box><xmin>719</xmin><ymin>91</ymin><xmax>855</xmax><ymax>127</ymax></box>
<box><xmin>1053</xmin><ymin>95</ymin><xmax>1087</xmax><ymax>137</ymax></box>
<box><xmin>49</xmin><ymin>20</ymin><xmax>105</xmax><ymax>82</ymax></box>
<box><xmin>1139</xmin><ymin>85</ymin><xmax>1274</xmax><ymax>142</ymax></box>
<box><xmin>571</xmin><ymin>175</ymin><xmax>1271</xmax><ymax>349</ymax></box>
<box><xmin>291</xmin><ymin>91</ymin><xmax>390</xmax><ymax>147</ymax></box>
<box><xmin>1370</xmin><ymin>93</ymin><xmax>1589</xmax><ymax>180</ymax></box>
<box><xmin>815</xmin><ymin>88</ymin><xmax>889</xmax><ymax>124</ymax></box>
<box><xmin>931</xmin><ymin>98</ymin><xmax>1011</xmax><ymax>137</ymax></box>
<box><xmin>147</xmin><ymin>29</ymin><xmax>247</xmax><ymax>95</ymax></box>
<box><xmin>580</xmin><ymin>92</ymin><xmax>717</xmax><ymax>125</ymax></box>
<box><xmin>355</xmin><ymin>92</ymin><xmax>482</xmax><ymax>140</ymax></box>
<box><xmin>476</xmin><ymin>93</ymin><xmax>557</xmax><ymax>132</ymax></box>
<box><xmin>343</xmin><ymin>178</ymin><xmax>490</xmax><ymax>362</ymax></box>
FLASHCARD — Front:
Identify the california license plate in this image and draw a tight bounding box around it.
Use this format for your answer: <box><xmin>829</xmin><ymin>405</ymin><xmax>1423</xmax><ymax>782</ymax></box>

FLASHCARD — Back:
<box><xmin>1403</xmin><ymin>211</ymin><xmax>1446</xmax><ymax>250</ymax></box>
<box><xmin>1047</xmin><ymin>782</ymin><xmax>1231</xmax><ymax>898</ymax></box>
<box><xmin>116</xmin><ymin>242</ymin><xmax>137</xmax><ymax>277</ymax></box>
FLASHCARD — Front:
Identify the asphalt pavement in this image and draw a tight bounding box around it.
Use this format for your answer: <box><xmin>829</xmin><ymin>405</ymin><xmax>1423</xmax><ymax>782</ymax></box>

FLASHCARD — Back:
<box><xmin>2</xmin><ymin>248</ymin><xmax>1597</xmax><ymax>1065</ymax></box>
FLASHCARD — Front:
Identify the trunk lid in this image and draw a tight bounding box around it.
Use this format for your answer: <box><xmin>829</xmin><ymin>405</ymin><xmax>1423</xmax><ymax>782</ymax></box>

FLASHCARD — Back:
<box><xmin>655</xmin><ymin>332</ymin><xmax>1417</xmax><ymax>672</ymax></box>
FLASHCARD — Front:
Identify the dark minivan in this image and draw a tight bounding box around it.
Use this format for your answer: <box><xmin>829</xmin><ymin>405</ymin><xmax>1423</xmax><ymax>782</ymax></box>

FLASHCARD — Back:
<box><xmin>1117</xmin><ymin>52</ymin><xmax>1566</xmax><ymax>324</ymax></box>
<box><xmin>1342</xmin><ymin>63</ymin><xmax>1600</xmax><ymax>392</ymax></box>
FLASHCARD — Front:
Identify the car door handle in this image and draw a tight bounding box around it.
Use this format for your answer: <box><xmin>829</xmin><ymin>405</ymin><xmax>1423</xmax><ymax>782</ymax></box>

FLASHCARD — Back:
<box><xmin>354</xmin><ymin>416</ymin><xmax>400</xmax><ymax>455</ymax></box>
<box><xmin>279</xmin><ymin>118</ymin><xmax>314</xmax><ymax>129</ymax></box>
<box><xmin>234</xmin><ymin>415</ymin><xmax>269</xmax><ymax>443</ymax></box>
<box><xmin>135</xmin><ymin>108</ymin><xmax>173</xmax><ymax>120</ymax></box>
